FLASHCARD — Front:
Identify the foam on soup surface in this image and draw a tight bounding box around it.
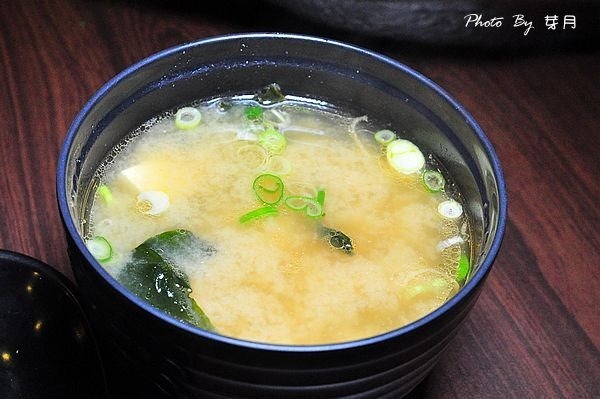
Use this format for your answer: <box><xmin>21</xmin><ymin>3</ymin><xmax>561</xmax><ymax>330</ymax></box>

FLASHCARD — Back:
<box><xmin>87</xmin><ymin>89</ymin><xmax>470</xmax><ymax>345</ymax></box>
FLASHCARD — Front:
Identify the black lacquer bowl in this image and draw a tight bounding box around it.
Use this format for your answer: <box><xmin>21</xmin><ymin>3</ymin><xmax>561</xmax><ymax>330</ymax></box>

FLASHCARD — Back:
<box><xmin>0</xmin><ymin>250</ymin><xmax>107</xmax><ymax>399</ymax></box>
<box><xmin>57</xmin><ymin>33</ymin><xmax>507</xmax><ymax>398</ymax></box>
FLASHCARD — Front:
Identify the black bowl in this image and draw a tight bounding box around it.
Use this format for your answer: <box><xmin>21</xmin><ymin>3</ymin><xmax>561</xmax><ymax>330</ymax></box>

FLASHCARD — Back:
<box><xmin>0</xmin><ymin>250</ymin><xmax>107</xmax><ymax>398</ymax></box>
<box><xmin>57</xmin><ymin>33</ymin><xmax>507</xmax><ymax>398</ymax></box>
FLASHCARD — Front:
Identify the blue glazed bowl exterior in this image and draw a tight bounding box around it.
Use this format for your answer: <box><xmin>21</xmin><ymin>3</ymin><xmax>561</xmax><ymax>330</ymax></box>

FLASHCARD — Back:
<box><xmin>57</xmin><ymin>33</ymin><xmax>506</xmax><ymax>398</ymax></box>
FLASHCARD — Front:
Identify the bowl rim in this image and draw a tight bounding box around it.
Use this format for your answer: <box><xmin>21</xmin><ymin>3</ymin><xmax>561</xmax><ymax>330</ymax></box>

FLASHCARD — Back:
<box><xmin>0</xmin><ymin>249</ymin><xmax>81</xmax><ymax>301</ymax></box>
<box><xmin>57</xmin><ymin>32</ymin><xmax>507</xmax><ymax>353</ymax></box>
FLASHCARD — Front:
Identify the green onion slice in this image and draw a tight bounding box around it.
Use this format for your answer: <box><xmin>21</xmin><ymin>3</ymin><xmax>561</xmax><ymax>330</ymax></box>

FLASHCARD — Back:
<box><xmin>374</xmin><ymin>129</ymin><xmax>396</xmax><ymax>145</ymax></box>
<box><xmin>456</xmin><ymin>253</ymin><xmax>470</xmax><ymax>285</ymax></box>
<box><xmin>258</xmin><ymin>127</ymin><xmax>287</xmax><ymax>155</ymax></box>
<box><xmin>86</xmin><ymin>236</ymin><xmax>112</xmax><ymax>262</ymax></box>
<box><xmin>96</xmin><ymin>184</ymin><xmax>113</xmax><ymax>204</ymax></box>
<box><xmin>316</xmin><ymin>189</ymin><xmax>326</xmax><ymax>208</ymax></box>
<box><xmin>263</xmin><ymin>109</ymin><xmax>290</xmax><ymax>125</ymax></box>
<box><xmin>239</xmin><ymin>205</ymin><xmax>279</xmax><ymax>224</ymax></box>
<box><xmin>286</xmin><ymin>181</ymin><xmax>317</xmax><ymax>198</ymax></box>
<box><xmin>175</xmin><ymin>107</ymin><xmax>202</xmax><ymax>130</ymax></box>
<box><xmin>422</xmin><ymin>170</ymin><xmax>446</xmax><ymax>192</ymax></box>
<box><xmin>405</xmin><ymin>277</ymin><xmax>448</xmax><ymax>299</ymax></box>
<box><xmin>285</xmin><ymin>196</ymin><xmax>323</xmax><ymax>218</ymax></box>
<box><xmin>386</xmin><ymin>139</ymin><xmax>425</xmax><ymax>175</ymax></box>
<box><xmin>284</xmin><ymin>195</ymin><xmax>309</xmax><ymax>211</ymax></box>
<box><xmin>265</xmin><ymin>155</ymin><xmax>291</xmax><ymax>175</ymax></box>
<box><xmin>437</xmin><ymin>199</ymin><xmax>463</xmax><ymax>219</ymax></box>
<box><xmin>253</xmin><ymin>173</ymin><xmax>284</xmax><ymax>205</ymax></box>
<box><xmin>244</xmin><ymin>106</ymin><xmax>264</xmax><ymax>121</ymax></box>
<box><xmin>237</xmin><ymin>144</ymin><xmax>267</xmax><ymax>170</ymax></box>
<box><xmin>305</xmin><ymin>198</ymin><xmax>323</xmax><ymax>218</ymax></box>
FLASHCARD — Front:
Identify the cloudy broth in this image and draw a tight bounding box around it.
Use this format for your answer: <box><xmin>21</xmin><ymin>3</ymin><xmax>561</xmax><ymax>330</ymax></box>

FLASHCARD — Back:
<box><xmin>86</xmin><ymin>91</ymin><xmax>471</xmax><ymax>345</ymax></box>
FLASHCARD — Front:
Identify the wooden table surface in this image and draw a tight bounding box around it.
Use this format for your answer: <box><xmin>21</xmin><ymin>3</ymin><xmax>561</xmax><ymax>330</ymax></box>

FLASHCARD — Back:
<box><xmin>1</xmin><ymin>1</ymin><xmax>598</xmax><ymax>397</ymax></box>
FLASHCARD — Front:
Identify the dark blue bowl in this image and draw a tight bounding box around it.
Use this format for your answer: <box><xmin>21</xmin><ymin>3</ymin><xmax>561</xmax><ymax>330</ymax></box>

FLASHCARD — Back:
<box><xmin>57</xmin><ymin>33</ymin><xmax>506</xmax><ymax>398</ymax></box>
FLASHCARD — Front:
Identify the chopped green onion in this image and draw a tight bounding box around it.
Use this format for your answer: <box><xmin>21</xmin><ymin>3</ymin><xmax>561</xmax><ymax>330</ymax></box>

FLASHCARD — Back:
<box><xmin>316</xmin><ymin>189</ymin><xmax>326</xmax><ymax>208</ymax></box>
<box><xmin>253</xmin><ymin>173</ymin><xmax>284</xmax><ymax>205</ymax></box>
<box><xmin>386</xmin><ymin>139</ymin><xmax>425</xmax><ymax>175</ymax></box>
<box><xmin>86</xmin><ymin>236</ymin><xmax>112</xmax><ymax>262</ymax></box>
<box><xmin>137</xmin><ymin>191</ymin><xmax>170</xmax><ymax>216</ymax></box>
<box><xmin>422</xmin><ymin>170</ymin><xmax>446</xmax><ymax>192</ymax></box>
<box><xmin>265</xmin><ymin>155</ymin><xmax>291</xmax><ymax>175</ymax></box>
<box><xmin>236</xmin><ymin>130</ymin><xmax>258</xmax><ymax>142</ymax></box>
<box><xmin>374</xmin><ymin>129</ymin><xmax>396</xmax><ymax>145</ymax></box>
<box><xmin>437</xmin><ymin>199</ymin><xmax>463</xmax><ymax>219</ymax></box>
<box><xmin>456</xmin><ymin>253</ymin><xmax>470</xmax><ymax>285</ymax></box>
<box><xmin>405</xmin><ymin>277</ymin><xmax>448</xmax><ymax>299</ymax></box>
<box><xmin>284</xmin><ymin>195</ymin><xmax>309</xmax><ymax>211</ymax></box>
<box><xmin>96</xmin><ymin>184</ymin><xmax>113</xmax><ymax>204</ymax></box>
<box><xmin>285</xmin><ymin>195</ymin><xmax>323</xmax><ymax>218</ymax></box>
<box><xmin>258</xmin><ymin>127</ymin><xmax>287</xmax><ymax>155</ymax></box>
<box><xmin>404</xmin><ymin>284</ymin><xmax>427</xmax><ymax>298</ymax></box>
<box><xmin>254</xmin><ymin>83</ymin><xmax>285</xmax><ymax>105</ymax></box>
<box><xmin>263</xmin><ymin>109</ymin><xmax>290</xmax><ymax>125</ymax></box>
<box><xmin>239</xmin><ymin>205</ymin><xmax>279</xmax><ymax>224</ymax></box>
<box><xmin>286</xmin><ymin>181</ymin><xmax>317</xmax><ymax>198</ymax></box>
<box><xmin>244</xmin><ymin>106</ymin><xmax>264</xmax><ymax>121</ymax></box>
<box><xmin>436</xmin><ymin>235</ymin><xmax>464</xmax><ymax>252</ymax></box>
<box><xmin>237</xmin><ymin>144</ymin><xmax>267</xmax><ymax>170</ymax></box>
<box><xmin>175</xmin><ymin>107</ymin><xmax>202</xmax><ymax>130</ymax></box>
<box><xmin>305</xmin><ymin>198</ymin><xmax>323</xmax><ymax>218</ymax></box>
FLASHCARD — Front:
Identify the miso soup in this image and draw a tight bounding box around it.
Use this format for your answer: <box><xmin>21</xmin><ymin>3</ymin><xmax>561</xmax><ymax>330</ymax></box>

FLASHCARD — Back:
<box><xmin>85</xmin><ymin>85</ymin><xmax>472</xmax><ymax>345</ymax></box>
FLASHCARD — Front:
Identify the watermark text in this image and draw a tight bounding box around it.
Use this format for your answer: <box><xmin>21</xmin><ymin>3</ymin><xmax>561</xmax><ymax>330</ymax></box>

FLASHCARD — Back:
<box><xmin>464</xmin><ymin>13</ymin><xmax>576</xmax><ymax>36</ymax></box>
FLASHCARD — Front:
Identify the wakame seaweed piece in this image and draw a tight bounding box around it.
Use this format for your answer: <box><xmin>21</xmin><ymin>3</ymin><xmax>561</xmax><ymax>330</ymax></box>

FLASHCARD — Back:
<box><xmin>117</xmin><ymin>230</ymin><xmax>215</xmax><ymax>330</ymax></box>
<box><xmin>320</xmin><ymin>225</ymin><xmax>354</xmax><ymax>255</ymax></box>
<box><xmin>144</xmin><ymin>229</ymin><xmax>216</xmax><ymax>266</ymax></box>
<box><xmin>217</xmin><ymin>100</ymin><xmax>233</xmax><ymax>112</ymax></box>
<box><xmin>254</xmin><ymin>83</ymin><xmax>285</xmax><ymax>105</ymax></box>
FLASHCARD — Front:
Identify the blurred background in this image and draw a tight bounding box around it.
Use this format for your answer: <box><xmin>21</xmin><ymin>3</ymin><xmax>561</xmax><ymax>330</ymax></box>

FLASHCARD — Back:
<box><xmin>141</xmin><ymin>0</ymin><xmax>600</xmax><ymax>50</ymax></box>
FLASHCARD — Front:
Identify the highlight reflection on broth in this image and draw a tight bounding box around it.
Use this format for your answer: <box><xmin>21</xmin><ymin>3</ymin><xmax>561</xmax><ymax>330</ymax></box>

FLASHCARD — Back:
<box><xmin>85</xmin><ymin>85</ymin><xmax>471</xmax><ymax>345</ymax></box>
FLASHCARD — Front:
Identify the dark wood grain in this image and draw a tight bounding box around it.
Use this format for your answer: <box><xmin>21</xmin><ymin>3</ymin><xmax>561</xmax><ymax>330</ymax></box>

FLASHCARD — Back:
<box><xmin>1</xmin><ymin>1</ymin><xmax>598</xmax><ymax>397</ymax></box>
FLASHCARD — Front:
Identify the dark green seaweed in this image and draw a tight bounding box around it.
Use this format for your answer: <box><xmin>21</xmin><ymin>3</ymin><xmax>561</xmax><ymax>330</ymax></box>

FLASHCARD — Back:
<box><xmin>118</xmin><ymin>229</ymin><xmax>215</xmax><ymax>330</ymax></box>
<box><xmin>254</xmin><ymin>83</ymin><xmax>285</xmax><ymax>105</ymax></box>
<box><xmin>321</xmin><ymin>225</ymin><xmax>354</xmax><ymax>255</ymax></box>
